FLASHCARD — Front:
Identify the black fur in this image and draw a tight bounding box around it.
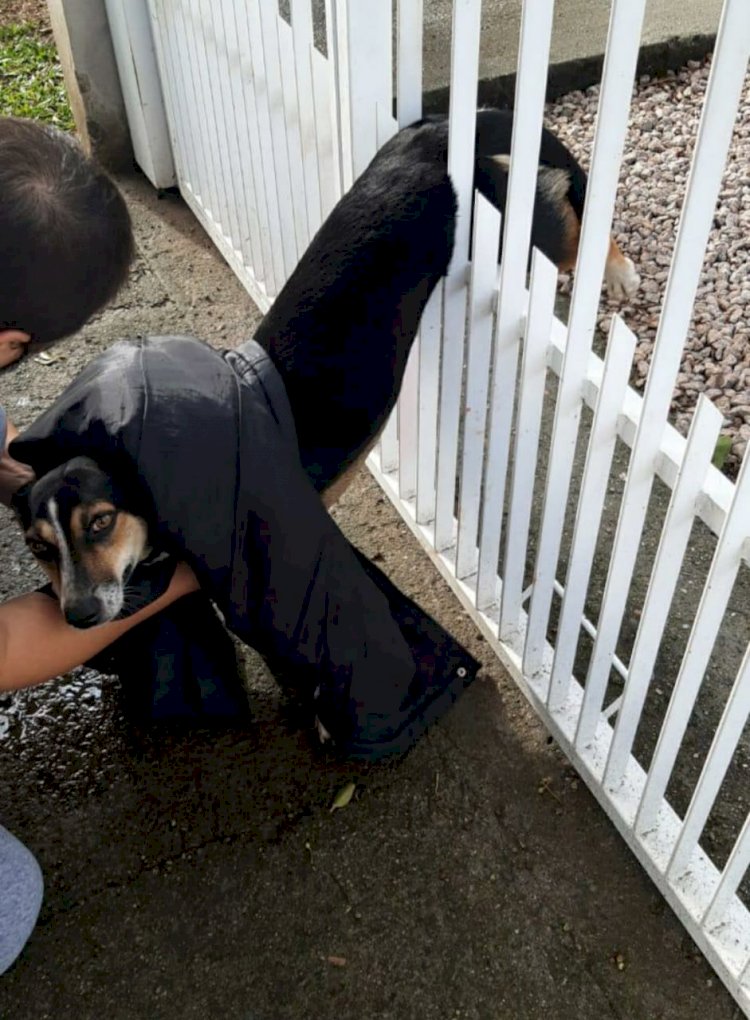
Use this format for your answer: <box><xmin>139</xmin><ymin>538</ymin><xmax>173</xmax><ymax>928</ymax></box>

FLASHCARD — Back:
<box><xmin>473</xmin><ymin>108</ymin><xmax>588</xmax><ymax>221</ymax></box>
<box><xmin>471</xmin><ymin>109</ymin><xmax>587</xmax><ymax>269</ymax></box>
<box><xmin>255</xmin><ymin>110</ymin><xmax>587</xmax><ymax>493</ymax></box>
<box><xmin>255</xmin><ymin>119</ymin><xmax>456</xmax><ymax>492</ymax></box>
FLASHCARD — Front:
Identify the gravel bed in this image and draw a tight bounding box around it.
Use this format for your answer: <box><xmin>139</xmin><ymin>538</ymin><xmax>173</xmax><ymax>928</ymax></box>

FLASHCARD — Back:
<box><xmin>548</xmin><ymin>56</ymin><xmax>750</xmax><ymax>474</ymax></box>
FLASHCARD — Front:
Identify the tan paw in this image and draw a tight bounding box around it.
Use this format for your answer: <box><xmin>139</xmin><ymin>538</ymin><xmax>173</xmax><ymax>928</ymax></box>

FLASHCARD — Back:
<box><xmin>605</xmin><ymin>255</ymin><xmax>640</xmax><ymax>302</ymax></box>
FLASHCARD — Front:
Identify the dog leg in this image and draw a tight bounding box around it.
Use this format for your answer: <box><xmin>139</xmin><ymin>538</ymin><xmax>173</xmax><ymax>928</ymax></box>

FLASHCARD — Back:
<box><xmin>605</xmin><ymin>236</ymin><xmax>640</xmax><ymax>301</ymax></box>
<box><xmin>322</xmin><ymin>436</ymin><xmax>381</xmax><ymax>509</ymax></box>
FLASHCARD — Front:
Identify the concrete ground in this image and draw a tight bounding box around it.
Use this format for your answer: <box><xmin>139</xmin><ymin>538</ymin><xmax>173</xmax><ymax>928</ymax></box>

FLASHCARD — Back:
<box><xmin>303</xmin><ymin>0</ymin><xmax>724</xmax><ymax>111</ymax></box>
<box><xmin>421</xmin><ymin>0</ymin><xmax>725</xmax><ymax>102</ymax></box>
<box><xmin>0</xmin><ymin>167</ymin><xmax>741</xmax><ymax>1019</ymax></box>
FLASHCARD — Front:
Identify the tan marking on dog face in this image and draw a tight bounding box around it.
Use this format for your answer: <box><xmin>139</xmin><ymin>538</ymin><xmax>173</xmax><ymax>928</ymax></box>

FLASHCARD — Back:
<box><xmin>25</xmin><ymin>519</ymin><xmax>57</xmax><ymax>549</ymax></box>
<box><xmin>24</xmin><ymin>520</ymin><xmax>61</xmax><ymax>593</ymax></box>
<box><xmin>38</xmin><ymin>560</ymin><xmax>61</xmax><ymax>593</ymax></box>
<box><xmin>25</xmin><ymin>501</ymin><xmax>150</xmax><ymax>613</ymax></box>
<box><xmin>70</xmin><ymin>509</ymin><xmax>149</xmax><ymax>586</ymax></box>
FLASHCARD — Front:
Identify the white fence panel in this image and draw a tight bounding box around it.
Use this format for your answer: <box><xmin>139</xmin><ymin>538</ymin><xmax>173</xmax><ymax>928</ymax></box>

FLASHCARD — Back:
<box><xmin>603</xmin><ymin>396</ymin><xmax>724</xmax><ymax>792</ymax></box>
<box><xmin>523</xmin><ymin>0</ymin><xmax>648</xmax><ymax>678</ymax></box>
<box><xmin>636</xmin><ymin>449</ymin><xmax>750</xmax><ymax>834</ymax></box>
<box><xmin>257</xmin><ymin>0</ymin><xmax>300</xmax><ymax>277</ymax></box>
<box><xmin>289</xmin><ymin>0</ymin><xmax>323</xmax><ymax>234</ymax></box>
<box><xmin>455</xmin><ymin>194</ymin><xmax>502</xmax><ymax>580</ymax></box>
<box><xmin>576</xmin><ymin>0</ymin><xmax>750</xmax><ymax>749</ymax></box>
<box><xmin>475</xmin><ymin>0</ymin><xmax>554</xmax><ymax>610</ymax></box>
<box><xmin>105</xmin><ymin>0</ymin><xmax>176</xmax><ymax>188</ymax></box>
<box><xmin>668</xmin><ymin>642</ymin><xmax>750</xmax><ymax>879</ymax></box>
<box><xmin>364</xmin><ymin>0</ymin><xmax>750</xmax><ymax>1012</ymax></box>
<box><xmin>415</xmin><ymin>287</ymin><xmax>443</xmax><ymax>525</ymax></box>
<box><xmin>310</xmin><ymin>45</ymin><xmax>338</xmax><ymax>224</ymax></box>
<box><xmin>393</xmin><ymin>0</ymin><xmax>426</xmax><ymax>501</ymax></box>
<box><xmin>148</xmin><ymin>0</ymin><xmax>356</xmax><ymax>311</ymax></box>
<box><xmin>547</xmin><ymin>316</ymin><xmax>636</xmax><ymax>713</ymax></box>
<box><xmin>496</xmin><ymin>250</ymin><xmax>557</xmax><ymax>641</ymax></box>
<box><xmin>433</xmin><ymin>0</ymin><xmax>481</xmax><ymax>554</ymax></box>
<box><xmin>397</xmin><ymin>0</ymin><xmax>424</xmax><ymax>127</ymax></box>
<box><xmin>277</xmin><ymin>17</ymin><xmax>311</xmax><ymax>252</ymax></box>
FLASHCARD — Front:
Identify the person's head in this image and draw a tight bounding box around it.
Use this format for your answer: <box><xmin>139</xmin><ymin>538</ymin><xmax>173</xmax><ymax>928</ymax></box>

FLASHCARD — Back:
<box><xmin>0</xmin><ymin>117</ymin><xmax>135</xmax><ymax>369</ymax></box>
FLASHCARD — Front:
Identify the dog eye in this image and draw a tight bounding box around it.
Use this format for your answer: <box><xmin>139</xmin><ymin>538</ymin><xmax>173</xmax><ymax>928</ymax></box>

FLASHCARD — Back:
<box><xmin>27</xmin><ymin>538</ymin><xmax>54</xmax><ymax>560</ymax></box>
<box><xmin>89</xmin><ymin>512</ymin><xmax>115</xmax><ymax>535</ymax></box>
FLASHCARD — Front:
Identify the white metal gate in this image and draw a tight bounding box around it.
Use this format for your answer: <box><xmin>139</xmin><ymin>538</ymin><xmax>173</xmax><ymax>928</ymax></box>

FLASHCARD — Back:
<box><xmin>111</xmin><ymin>0</ymin><xmax>750</xmax><ymax>1010</ymax></box>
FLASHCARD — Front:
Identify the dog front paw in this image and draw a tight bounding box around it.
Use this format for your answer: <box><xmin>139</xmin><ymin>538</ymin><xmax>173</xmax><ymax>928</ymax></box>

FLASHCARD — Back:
<box><xmin>605</xmin><ymin>256</ymin><xmax>640</xmax><ymax>302</ymax></box>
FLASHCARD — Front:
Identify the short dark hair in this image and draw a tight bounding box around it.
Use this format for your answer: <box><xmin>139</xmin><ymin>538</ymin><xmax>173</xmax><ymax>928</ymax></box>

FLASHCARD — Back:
<box><xmin>0</xmin><ymin>117</ymin><xmax>134</xmax><ymax>347</ymax></box>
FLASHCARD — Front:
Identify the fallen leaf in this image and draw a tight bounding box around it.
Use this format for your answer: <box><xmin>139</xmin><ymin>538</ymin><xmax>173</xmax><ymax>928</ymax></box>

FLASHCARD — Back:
<box><xmin>712</xmin><ymin>434</ymin><xmax>732</xmax><ymax>470</ymax></box>
<box><xmin>330</xmin><ymin>781</ymin><xmax>356</xmax><ymax>813</ymax></box>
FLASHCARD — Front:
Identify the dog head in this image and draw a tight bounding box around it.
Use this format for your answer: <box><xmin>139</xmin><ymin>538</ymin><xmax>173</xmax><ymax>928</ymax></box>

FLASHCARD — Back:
<box><xmin>15</xmin><ymin>456</ymin><xmax>154</xmax><ymax>628</ymax></box>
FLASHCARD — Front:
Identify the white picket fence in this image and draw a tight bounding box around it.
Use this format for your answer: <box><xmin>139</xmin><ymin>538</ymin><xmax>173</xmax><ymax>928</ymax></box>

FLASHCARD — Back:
<box><xmin>112</xmin><ymin>0</ymin><xmax>750</xmax><ymax>1010</ymax></box>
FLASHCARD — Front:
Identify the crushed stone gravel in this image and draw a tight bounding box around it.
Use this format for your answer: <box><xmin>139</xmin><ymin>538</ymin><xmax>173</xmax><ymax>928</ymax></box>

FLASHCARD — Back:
<box><xmin>548</xmin><ymin>56</ymin><xmax>750</xmax><ymax>474</ymax></box>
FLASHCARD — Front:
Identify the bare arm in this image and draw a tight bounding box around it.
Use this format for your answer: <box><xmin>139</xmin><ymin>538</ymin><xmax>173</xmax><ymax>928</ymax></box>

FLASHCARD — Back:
<box><xmin>0</xmin><ymin>417</ymin><xmax>34</xmax><ymax>505</ymax></box>
<box><xmin>0</xmin><ymin>561</ymin><xmax>200</xmax><ymax>692</ymax></box>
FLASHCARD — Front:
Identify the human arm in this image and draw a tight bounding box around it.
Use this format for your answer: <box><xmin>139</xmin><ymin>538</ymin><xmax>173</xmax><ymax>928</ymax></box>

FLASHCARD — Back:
<box><xmin>0</xmin><ymin>560</ymin><xmax>200</xmax><ymax>692</ymax></box>
<box><xmin>0</xmin><ymin>417</ymin><xmax>34</xmax><ymax>506</ymax></box>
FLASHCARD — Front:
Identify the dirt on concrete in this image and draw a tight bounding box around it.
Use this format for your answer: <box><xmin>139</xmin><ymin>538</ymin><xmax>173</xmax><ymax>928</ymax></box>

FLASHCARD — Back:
<box><xmin>0</xmin><ymin>0</ymin><xmax>50</xmax><ymax>29</ymax></box>
<box><xmin>0</xmin><ymin>172</ymin><xmax>740</xmax><ymax>1020</ymax></box>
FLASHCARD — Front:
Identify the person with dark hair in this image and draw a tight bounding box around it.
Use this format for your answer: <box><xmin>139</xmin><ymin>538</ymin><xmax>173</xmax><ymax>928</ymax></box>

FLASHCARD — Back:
<box><xmin>0</xmin><ymin>117</ymin><xmax>198</xmax><ymax>977</ymax></box>
<box><xmin>0</xmin><ymin>117</ymin><xmax>134</xmax><ymax>366</ymax></box>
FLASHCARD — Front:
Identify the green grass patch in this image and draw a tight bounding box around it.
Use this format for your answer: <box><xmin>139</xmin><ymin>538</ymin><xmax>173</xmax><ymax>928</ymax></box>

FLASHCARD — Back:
<box><xmin>712</xmin><ymin>433</ymin><xmax>733</xmax><ymax>471</ymax></box>
<box><xmin>0</xmin><ymin>23</ymin><xmax>73</xmax><ymax>129</ymax></box>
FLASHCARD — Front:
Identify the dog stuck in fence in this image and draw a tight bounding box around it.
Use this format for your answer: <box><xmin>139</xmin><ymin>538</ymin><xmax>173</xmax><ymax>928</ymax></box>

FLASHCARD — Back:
<box><xmin>470</xmin><ymin>108</ymin><xmax>640</xmax><ymax>300</ymax></box>
<box><xmin>14</xmin><ymin>108</ymin><xmax>638</xmax><ymax>631</ymax></box>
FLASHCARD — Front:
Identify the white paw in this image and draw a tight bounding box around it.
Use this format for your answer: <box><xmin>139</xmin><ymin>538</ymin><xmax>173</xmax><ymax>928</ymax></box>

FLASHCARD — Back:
<box><xmin>605</xmin><ymin>256</ymin><xmax>640</xmax><ymax>302</ymax></box>
<box><xmin>316</xmin><ymin>716</ymin><xmax>332</xmax><ymax>744</ymax></box>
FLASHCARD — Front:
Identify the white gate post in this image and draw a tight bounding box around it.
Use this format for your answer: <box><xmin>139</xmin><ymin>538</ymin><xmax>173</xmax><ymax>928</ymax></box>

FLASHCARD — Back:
<box><xmin>105</xmin><ymin>0</ymin><xmax>176</xmax><ymax>188</ymax></box>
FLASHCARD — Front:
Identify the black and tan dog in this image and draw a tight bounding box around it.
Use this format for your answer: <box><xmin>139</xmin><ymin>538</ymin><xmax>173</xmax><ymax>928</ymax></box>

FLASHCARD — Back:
<box><xmin>15</xmin><ymin>109</ymin><xmax>637</xmax><ymax>628</ymax></box>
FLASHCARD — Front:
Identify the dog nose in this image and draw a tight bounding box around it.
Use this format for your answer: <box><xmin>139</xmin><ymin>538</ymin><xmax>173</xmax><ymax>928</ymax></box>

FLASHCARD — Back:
<box><xmin>64</xmin><ymin>596</ymin><xmax>103</xmax><ymax>629</ymax></box>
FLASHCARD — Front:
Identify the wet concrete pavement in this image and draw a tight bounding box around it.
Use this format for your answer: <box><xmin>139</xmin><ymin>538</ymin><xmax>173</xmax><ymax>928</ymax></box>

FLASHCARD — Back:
<box><xmin>0</xmin><ymin>175</ymin><xmax>739</xmax><ymax>1019</ymax></box>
